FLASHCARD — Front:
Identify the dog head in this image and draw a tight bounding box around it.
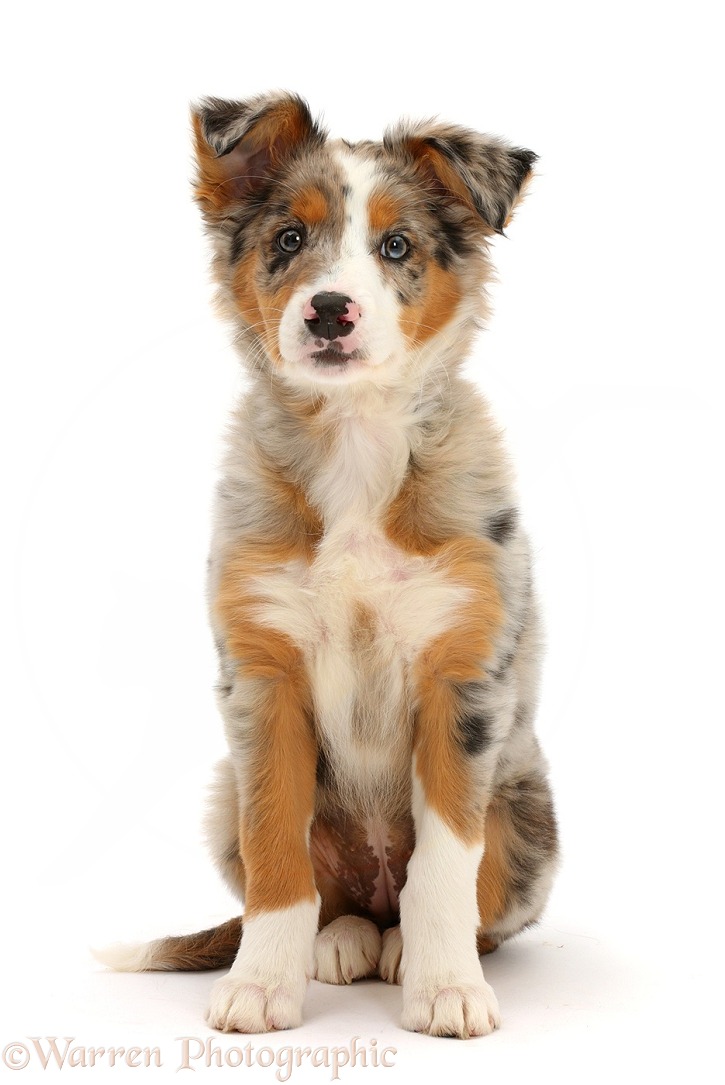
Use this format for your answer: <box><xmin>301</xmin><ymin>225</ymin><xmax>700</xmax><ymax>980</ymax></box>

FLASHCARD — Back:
<box><xmin>192</xmin><ymin>92</ymin><xmax>535</xmax><ymax>391</ymax></box>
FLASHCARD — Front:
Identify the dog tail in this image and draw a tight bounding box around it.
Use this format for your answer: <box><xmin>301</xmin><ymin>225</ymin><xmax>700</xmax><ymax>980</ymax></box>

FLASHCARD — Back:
<box><xmin>93</xmin><ymin>915</ymin><xmax>242</xmax><ymax>972</ymax></box>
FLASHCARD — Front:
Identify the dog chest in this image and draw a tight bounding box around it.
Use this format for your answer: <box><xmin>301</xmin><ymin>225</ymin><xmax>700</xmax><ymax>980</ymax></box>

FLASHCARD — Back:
<box><xmin>250</xmin><ymin>519</ymin><xmax>469</xmax><ymax>763</ymax></box>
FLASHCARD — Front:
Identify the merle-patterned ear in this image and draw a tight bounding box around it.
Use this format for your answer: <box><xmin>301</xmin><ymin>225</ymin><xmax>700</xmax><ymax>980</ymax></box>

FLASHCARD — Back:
<box><xmin>191</xmin><ymin>93</ymin><xmax>326</xmax><ymax>222</ymax></box>
<box><xmin>384</xmin><ymin>120</ymin><xmax>537</xmax><ymax>234</ymax></box>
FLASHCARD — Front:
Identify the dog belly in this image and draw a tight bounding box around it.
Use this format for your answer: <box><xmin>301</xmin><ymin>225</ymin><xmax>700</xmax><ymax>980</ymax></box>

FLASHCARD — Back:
<box><xmin>311</xmin><ymin>814</ymin><xmax>414</xmax><ymax>924</ymax></box>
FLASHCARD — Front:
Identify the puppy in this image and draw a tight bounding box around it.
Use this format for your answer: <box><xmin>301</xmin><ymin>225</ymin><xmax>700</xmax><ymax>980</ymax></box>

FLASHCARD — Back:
<box><xmin>98</xmin><ymin>93</ymin><xmax>558</xmax><ymax>1039</ymax></box>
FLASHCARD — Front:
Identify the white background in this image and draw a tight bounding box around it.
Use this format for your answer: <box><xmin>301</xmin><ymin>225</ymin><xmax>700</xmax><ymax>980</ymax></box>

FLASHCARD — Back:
<box><xmin>1</xmin><ymin>1</ymin><xmax>722</xmax><ymax>1080</ymax></box>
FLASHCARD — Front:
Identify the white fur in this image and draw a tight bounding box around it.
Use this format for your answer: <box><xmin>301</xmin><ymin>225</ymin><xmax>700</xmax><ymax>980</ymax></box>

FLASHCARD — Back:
<box><xmin>398</xmin><ymin>771</ymin><xmax>500</xmax><ymax>1038</ymax></box>
<box><xmin>277</xmin><ymin>148</ymin><xmax>410</xmax><ymax>389</ymax></box>
<box><xmin>275</xmin><ymin>142</ymin><xmax>485</xmax><ymax>395</ymax></box>
<box><xmin>237</xmin><ymin>380</ymin><xmax>473</xmax><ymax>805</ymax></box>
<box><xmin>379</xmin><ymin>925</ymin><xmax>403</xmax><ymax>985</ymax></box>
<box><xmin>92</xmin><ymin>941</ymin><xmax>153</xmax><ymax>972</ymax></box>
<box><xmin>249</xmin><ymin>498</ymin><xmax>470</xmax><ymax>803</ymax></box>
<box><xmin>314</xmin><ymin>916</ymin><xmax>382</xmax><ymax>984</ymax></box>
<box><xmin>206</xmin><ymin>899</ymin><xmax>319</xmax><ymax>1033</ymax></box>
<box><xmin>307</xmin><ymin>390</ymin><xmax>414</xmax><ymax>521</ymax></box>
<box><xmin>328</xmin><ymin>149</ymin><xmax>407</xmax><ymax>369</ymax></box>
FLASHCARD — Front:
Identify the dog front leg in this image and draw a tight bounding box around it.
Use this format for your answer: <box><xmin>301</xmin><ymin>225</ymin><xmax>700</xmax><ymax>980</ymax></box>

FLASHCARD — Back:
<box><xmin>399</xmin><ymin>671</ymin><xmax>501</xmax><ymax>1039</ymax></box>
<box><xmin>206</xmin><ymin>656</ymin><xmax>319</xmax><ymax>1033</ymax></box>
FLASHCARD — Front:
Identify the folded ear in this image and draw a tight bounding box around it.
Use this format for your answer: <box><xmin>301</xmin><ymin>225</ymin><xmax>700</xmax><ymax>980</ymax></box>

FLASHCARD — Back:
<box><xmin>191</xmin><ymin>92</ymin><xmax>326</xmax><ymax>222</ymax></box>
<box><xmin>384</xmin><ymin>120</ymin><xmax>537</xmax><ymax>234</ymax></box>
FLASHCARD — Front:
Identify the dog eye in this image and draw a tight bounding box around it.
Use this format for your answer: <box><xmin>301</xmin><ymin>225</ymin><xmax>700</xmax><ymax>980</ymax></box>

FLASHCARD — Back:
<box><xmin>381</xmin><ymin>235</ymin><xmax>409</xmax><ymax>260</ymax></box>
<box><xmin>276</xmin><ymin>228</ymin><xmax>304</xmax><ymax>254</ymax></box>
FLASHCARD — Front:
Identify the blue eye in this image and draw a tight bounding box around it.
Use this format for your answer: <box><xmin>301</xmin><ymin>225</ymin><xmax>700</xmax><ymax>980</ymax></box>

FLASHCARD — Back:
<box><xmin>277</xmin><ymin>228</ymin><xmax>304</xmax><ymax>254</ymax></box>
<box><xmin>381</xmin><ymin>235</ymin><xmax>409</xmax><ymax>260</ymax></box>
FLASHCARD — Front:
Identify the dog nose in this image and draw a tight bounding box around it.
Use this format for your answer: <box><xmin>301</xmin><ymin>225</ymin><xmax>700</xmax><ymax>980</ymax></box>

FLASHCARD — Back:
<box><xmin>304</xmin><ymin>292</ymin><xmax>357</xmax><ymax>340</ymax></box>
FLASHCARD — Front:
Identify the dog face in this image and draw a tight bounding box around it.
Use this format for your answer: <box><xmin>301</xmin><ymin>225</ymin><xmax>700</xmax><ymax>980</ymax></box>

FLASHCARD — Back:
<box><xmin>193</xmin><ymin>93</ymin><xmax>535</xmax><ymax>390</ymax></box>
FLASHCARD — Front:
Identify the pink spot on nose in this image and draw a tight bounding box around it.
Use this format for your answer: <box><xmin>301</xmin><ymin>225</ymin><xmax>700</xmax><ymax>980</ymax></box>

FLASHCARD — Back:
<box><xmin>303</xmin><ymin>299</ymin><xmax>318</xmax><ymax>321</ymax></box>
<box><xmin>339</xmin><ymin>301</ymin><xmax>361</xmax><ymax>324</ymax></box>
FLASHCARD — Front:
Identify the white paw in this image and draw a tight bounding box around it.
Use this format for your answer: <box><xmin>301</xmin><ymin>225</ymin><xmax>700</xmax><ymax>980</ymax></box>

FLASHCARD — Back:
<box><xmin>314</xmin><ymin>916</ymin><xmax>381</xmax><ymax>985</ymax></box>
<box><xmin>379</xmin><ymin>925</ymin><xmax>404</xmax><ymax>985</ymax></box>
<box><xmin>206</xmin><ymin>975</ymin><xmax>306</xmax><ymax>1033</ymax></box>
<box><xmin>401</xmin><ymin>980</ymin><xmax>501</xmax><ymax>1038</ymax></box>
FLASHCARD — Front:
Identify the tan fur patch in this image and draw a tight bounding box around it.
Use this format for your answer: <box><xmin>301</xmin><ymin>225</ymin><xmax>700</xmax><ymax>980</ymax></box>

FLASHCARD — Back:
<box><xmin>403</xmin><ymin>261</ymin><xmax>464</xmax><ymax>347</ymax></box>
<box><xmin>232</xmin><ymin>251</ymin><xmax>264</xmax><ymax>330</ymax></box>
<box><xmin>146</xmin><ymin>917</ymin><xmax>243</xmax><ymax>971</ymax></box>
<box><xmin>412</xmin><ymin>538</ymin><xmax>503</xmax><ymax>843</ymax></box>
<box><xmin>192</xmin><ymin>98</ymin><xmax>313</xmax><ymax>218</ymax></box>
<box><xmin>476</xmin><ymin>797</ymin><xmax>511</xmax><ymax>929</ymax></box>
<box><xmin>215</xmin><ymin>503</ymin><xmax>320</xmax><ymax>676</ymax></box>
<box><xmin>231</xmin><ymin>256</ymin><xmax>301</xmax><ymax>368</ymax></box>
<box><xmin>419</xmin><ymin>538</ymin><xmax>503</xmax><ymax>676</ymax></box>
<box><xmin>351</xmin><ymin>601</ymin><xmax>377</xmax><ymax>652</ymax></box>
<box><xmin>240</xmin><ymin>672</ymin><xmax>318</xmax><ymax>914</ymax></box>
<box><xmin>368</xmin><ymin>189</ymin><xmax>403</xmax><ymax>233</ymax></box>
<box><xmin>384</xmin><ymin>459</ymin><xmax>446</xmax><ymax>556</ymax></box>
<box><xmin>192</xmin><ymin>114</ymin><xmax>235</xmax><ymax>216</ymax></box>
<box><xmin>214</xmin><ymin>480</ymin><xmax>323</xmax><ymax>916</ymax></box>
<box><xmin>259</xmin><ymin>281</ymin><xmax>302</xmax><ymax>365</ymax></box>
<box><xmin>408</xmin><ymin>138</ymin><xmax>483</xmax><ymax>224</ymax></box>
<box><xmin>265</xmin><ymin>470</ymin><xmax>324</xmax><ymax>554</ymax></box>
<box><xmin>290</xmin><ymin>186</ymin><xmax>329</xmax><ymax>225</ymax></box>
<box><xmin>255</xmin><ymin>100</ymin><xmax>313</xmax><ymax>168</ymax></box>
<box><xmin>476</xmin><ymin>932</ymin><xmax>499</xmax><ymax>955</ymax></box>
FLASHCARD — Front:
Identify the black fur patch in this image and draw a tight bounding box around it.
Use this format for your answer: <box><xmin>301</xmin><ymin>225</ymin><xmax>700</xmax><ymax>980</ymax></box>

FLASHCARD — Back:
<box><xmin>489</xmin><ymin>649</ymin><xmax>516</xmax><ymax>681</ymax></box>
<box><xmin>508</xmin><ymin>775</ymin><xmax>559</xmax><ymax>860</ymax></box>
<box><xmin>487</xmin><ymin>507</ymin><xmax>518</xmax><ymax>545</ymax></box>
<box><xmin>509</xmin><ymin>148</ymin><xmax>539</xmax><ymax>188</ymax></box>
<box><xmin>497</xmin><ymin>773</ymin><xmax>558</xmax><ymax>908</ymax></box>
<box><xmin>425</xmin><ymin>134</ymin><xmax>460</xmax><ymax>162</ymax></box>
<box><xmin>433</xmin><ymin>215</ymin><xmax>473</xmax><ymax>269</ymax></box>
<box><xmin>508</xmin><ymin>846</ymin><xmax>538</xmax><ymax>905</ymax></box>
<box><xmin>228</xmin><ymin>188</ymin><xmax>275</xmax><ymax>261</ymax></box>
<box><xmin>419</xmin><ymin>136</ymin><xmax>487</xmax><ymax>223</ymax></box>
<box><xmin>224</xmin><ymin>841</ymin><xmax>241</xmax><ymax>866</ymax></box>
<box><xmin>230</xmin><ymin>227</ymin><xmax>247</xmax><ymax>264</ymax></box>
<box><xmin>458</xmin><ymin>712</ymin><xmax>493</xmax><ymax>756</ymax></box>
<box><xmin>200</xmin><ymin>97</ymin><xmax>252</xmax><ymax>147</ymax></box>
<box><xmin>316</xmin><ymin>745</ymin><xmax>332</xmax><ymax>788</ymax></box>
<box><xmin>267</xmin><ymin>251</ymin><xmax>292</xmax><ymax>276</ymax></box>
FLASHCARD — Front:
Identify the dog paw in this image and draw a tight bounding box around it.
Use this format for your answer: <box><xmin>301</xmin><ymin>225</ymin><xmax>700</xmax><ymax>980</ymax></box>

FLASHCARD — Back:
<box><xmin>206</xmin><ymin>975</ymin><xmax>305</xmax><ymax>1033</ymax></box>
<box><xmin>401</xmin><ymin>980</ymin><xmax>500</xmax><ymax>1038</ymax></box>
<box><xmin>379</xmin><ymin>925</ymin><xmax>404</xmax><ymax>985</ymax></box>
<box><xmin>314</xmin><ymin>916</ymin><xmax>381</xmax><ymax>984</ymax></box>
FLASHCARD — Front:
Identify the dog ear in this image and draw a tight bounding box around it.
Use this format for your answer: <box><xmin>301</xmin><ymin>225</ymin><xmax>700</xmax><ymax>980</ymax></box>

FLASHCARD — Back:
<box><xmin>191</xmin><ymin>93</ymin><xmax>325</xmax><ymax>222</ymax></box>
<box><xmin>384</xmin><ymin>120</ymin><xmax>537</xmax><ymax>234</ymax></box>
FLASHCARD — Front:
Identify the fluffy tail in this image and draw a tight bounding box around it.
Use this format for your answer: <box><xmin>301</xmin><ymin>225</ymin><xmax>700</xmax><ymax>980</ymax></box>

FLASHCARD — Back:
<box><xmin>93</xmin><ymin>915</ymin><xmax>242</xmax><ymax>972</ymax></box>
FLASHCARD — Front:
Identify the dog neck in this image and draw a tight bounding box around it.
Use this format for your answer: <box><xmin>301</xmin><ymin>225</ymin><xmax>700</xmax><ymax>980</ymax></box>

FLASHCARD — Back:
<box><xmin>247</xmin><ymin>370</ymin><xmax>453</xmax><ymax>528</ymax></box>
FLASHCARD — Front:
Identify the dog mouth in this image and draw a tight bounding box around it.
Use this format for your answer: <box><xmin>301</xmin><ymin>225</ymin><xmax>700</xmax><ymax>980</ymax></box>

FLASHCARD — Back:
<box><xmin>310</xmin><ymin>345</ymin><xmax>363</xmax><ymax>368</ymax></box>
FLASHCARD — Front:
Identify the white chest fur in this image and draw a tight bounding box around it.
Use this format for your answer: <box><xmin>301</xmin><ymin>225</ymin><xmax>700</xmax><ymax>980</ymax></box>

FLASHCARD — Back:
<box><xmin>248</xmin><ymin>402</ymin><xmax>469</xmax><ymax>793</ymax></box>
<box><xmin>250</xmin><ymin>517</ymin><xmax>467</xmax><ymax>787</ymax></box>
